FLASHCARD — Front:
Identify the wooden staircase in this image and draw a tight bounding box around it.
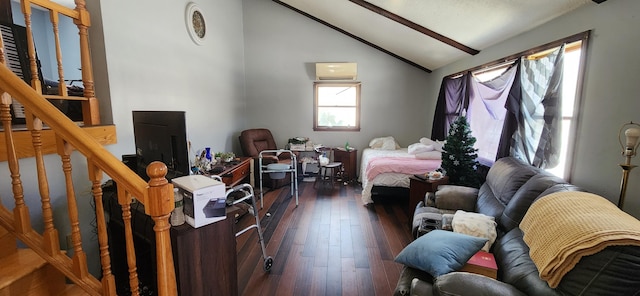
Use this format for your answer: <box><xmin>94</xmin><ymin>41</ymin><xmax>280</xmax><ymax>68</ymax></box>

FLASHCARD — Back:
<box><xmin>0</xmin><ymin>1</ymin><xmax>178</xmax><ymax>295</ymax></box>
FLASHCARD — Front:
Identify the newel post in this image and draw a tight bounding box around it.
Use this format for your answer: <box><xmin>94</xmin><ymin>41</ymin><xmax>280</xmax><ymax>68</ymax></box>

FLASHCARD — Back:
<box><xmin>145</xmin><ymin>161</ymin><xmax>178</xmax><ymax>296</ymax></box>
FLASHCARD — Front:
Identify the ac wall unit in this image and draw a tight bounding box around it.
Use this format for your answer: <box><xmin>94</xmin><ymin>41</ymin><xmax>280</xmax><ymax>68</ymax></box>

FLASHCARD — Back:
<box><xmin>315</xmin><ymin>62</ymin><xmax>357</xmax><ymax>80</ymax></box>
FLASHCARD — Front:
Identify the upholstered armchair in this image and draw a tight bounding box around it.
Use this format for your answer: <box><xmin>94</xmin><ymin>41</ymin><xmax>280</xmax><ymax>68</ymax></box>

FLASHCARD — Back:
<box><xmin>239</xmin><ymin>128</ymin><xmax>292</xmax><ymax>189</ymax></box>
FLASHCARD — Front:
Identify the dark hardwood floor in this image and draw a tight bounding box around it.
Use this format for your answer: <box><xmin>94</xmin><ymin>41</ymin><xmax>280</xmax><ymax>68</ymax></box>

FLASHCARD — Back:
<box><xmin>234</xmin><ymin>180</ymin><xmax>414</xmax><ymax>296</ymax></box>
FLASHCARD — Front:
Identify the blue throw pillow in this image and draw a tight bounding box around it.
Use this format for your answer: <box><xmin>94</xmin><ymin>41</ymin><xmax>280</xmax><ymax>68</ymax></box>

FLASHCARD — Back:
<box><xmin>394</xmin><ymin>230</ymin><xmax>488</xmax><ymax>277</ymax></box>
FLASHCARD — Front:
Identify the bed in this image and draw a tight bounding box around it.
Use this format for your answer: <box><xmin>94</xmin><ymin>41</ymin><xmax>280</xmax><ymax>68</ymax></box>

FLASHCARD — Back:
<box><xmin>359</xmin><ymin>137</ymin><xmax>443</xmax><ymax>205</ymax></box>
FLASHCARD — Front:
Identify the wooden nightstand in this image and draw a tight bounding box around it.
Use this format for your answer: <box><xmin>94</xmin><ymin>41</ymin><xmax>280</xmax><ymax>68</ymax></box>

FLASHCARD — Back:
<box><xmin>333</xmin><ymin>148</ymin><xmax>357</xmax><ymax>183</ymax></box>
<box><xmin>409</xmin><ymin>176</ymin><xmax>448</xmax><ymax>214</ymax></box>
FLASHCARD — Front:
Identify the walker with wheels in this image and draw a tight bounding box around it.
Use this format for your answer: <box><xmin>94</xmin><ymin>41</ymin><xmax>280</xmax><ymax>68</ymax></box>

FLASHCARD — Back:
<box><xmin>225</xmin><ymin>183</ymin><xmax>273</xmax><ymax>272</ymax></box>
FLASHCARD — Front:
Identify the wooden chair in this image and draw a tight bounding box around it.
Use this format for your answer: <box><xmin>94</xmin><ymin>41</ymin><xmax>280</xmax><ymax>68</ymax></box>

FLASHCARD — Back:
<box><xmin>314</xmin><ymin>147</ymin><xmax>343</xmax><ymax>189</ymax></box>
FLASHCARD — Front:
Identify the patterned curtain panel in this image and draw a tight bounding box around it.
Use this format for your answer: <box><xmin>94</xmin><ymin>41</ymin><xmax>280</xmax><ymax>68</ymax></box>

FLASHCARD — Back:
<box><xmin>510</xmin><ymin>45</ymin><xmax>565</xmax><ymax>168</ymax></box>
<box><xmin>468</xmin><ymin>65</ymin><xmax>518</xmax><ymax>166</ymax></box>
<box><xmin>431</xmin><ymin>74</ymin><xmax>469</xmax><ymax>140</ymax></box>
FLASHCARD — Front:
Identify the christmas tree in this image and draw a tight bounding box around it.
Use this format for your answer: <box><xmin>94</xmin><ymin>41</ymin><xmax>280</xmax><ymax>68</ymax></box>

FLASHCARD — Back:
<box><xmin>440</xmin><ymin>115</ymin><xmax>482</xmax><ymax>188</ymax></box>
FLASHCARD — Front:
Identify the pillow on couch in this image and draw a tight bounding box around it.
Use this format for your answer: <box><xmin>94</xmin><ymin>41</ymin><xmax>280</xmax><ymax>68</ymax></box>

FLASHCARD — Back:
<box><xmin>394</xmin><ymin>230</ymin><xmax>487</xmax><ymax>277</ymax></box>
<box><xmin>452</xmin><ymin>210</ymin><xmax>497</xmax><ymax>252</ymax></box>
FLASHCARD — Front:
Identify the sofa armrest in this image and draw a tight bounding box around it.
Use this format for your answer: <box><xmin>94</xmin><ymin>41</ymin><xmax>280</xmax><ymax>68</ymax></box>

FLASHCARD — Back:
<box><xmin>425</xmin><ymin>192</ymin><xmax>436</xmax><ymax>207</ymax></box>
<box><xmin>434</xmin><ymin>185</ymin><xmax>479</xmax><ymax>212</ymax></box>
<box><xmin>432</xmin><ymin>272</ymin><xmax>526</xmax><ymax>296</ymax></box>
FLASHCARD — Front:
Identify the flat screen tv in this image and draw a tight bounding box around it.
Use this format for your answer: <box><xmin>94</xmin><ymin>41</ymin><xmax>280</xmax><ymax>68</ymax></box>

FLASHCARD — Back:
<box><xmin>132</xmin><ymin>111</ymin><xmax>190</xmax><ymax>181</ymax></box>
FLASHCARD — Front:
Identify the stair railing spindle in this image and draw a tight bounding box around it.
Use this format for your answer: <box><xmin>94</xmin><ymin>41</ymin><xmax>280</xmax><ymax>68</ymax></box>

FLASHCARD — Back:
<box><xmin>88</xmin><ymin>163</ymin><xmax>117</xmax><ymax>295</ymax></box>
<box><xmin>31</xmin><ymin>117</ymin><xmax>61</xmax><ymax>255</ymax></box>
<box><xmin>59</xmin><ymin>140</ymin><xmax>89</xmax><ymax>278</ymax></box>
<box><xmin>117</xmin><ymin>187</ymin><xmax>140</xmax><ymax>296</ymax></box>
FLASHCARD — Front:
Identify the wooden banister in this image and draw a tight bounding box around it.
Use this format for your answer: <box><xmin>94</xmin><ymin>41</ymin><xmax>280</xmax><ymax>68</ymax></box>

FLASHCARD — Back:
<box><xmin>0</xmin><ymin>1</ymin><xmax>178</xmax><ymax>295</ymax></box>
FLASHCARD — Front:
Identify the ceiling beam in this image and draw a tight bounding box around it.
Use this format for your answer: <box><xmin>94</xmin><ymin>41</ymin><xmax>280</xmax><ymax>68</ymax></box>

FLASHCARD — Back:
<box><xmin>348</xmin><ymin>0</ymin><xmax>479</xmax><ymax>56</ymax></box>
<box><xmin>273</xmin><ymin>0</ymin><xmax>432</xmax><ymax>73</ymax></box>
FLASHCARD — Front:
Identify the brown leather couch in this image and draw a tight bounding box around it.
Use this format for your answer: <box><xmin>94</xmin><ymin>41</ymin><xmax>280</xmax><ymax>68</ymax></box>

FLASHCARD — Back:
<box><xmin>238</xmin><ymin>128</ymin><xmax>292</xmax><ymax>189</ymax></box>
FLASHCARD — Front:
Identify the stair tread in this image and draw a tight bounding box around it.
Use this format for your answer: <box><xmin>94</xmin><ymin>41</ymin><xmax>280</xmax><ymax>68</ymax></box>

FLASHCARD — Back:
<box><xmin>57</xmin><ymin>284</ymin><xmax>91</xmax><ymax>296</ymax></box>
<box><xmin>0</xmin><ymin>248</ymin><xmax>47</xmax><ymax>289</ymax></box>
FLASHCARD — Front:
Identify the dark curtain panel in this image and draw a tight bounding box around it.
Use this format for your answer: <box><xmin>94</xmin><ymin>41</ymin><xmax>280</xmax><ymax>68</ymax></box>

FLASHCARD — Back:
<box><xmin>496</xmin><ymin>60</ymin><xmax>522</xmax><ymax>159</ymax></box>
<box><xmin>509</xmin><ymin>46</ymin><xmax>565</xmax><ymax>168</ymax></box>
<box><xmin>431</xmin><ymin>73</ymin><xmax>469</xmax><ymax>140</ymax></box>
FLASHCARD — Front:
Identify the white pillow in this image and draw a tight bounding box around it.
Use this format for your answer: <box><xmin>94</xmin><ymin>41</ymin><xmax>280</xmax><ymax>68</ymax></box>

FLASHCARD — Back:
<box><xmin>369</xmin><ymin>136</ymin><xmax>400</xmax><ymax>150</ymax></box>
<box><xmin>419</xmin><ymin>137</ymin><xmax>436</xmax><ymax>145</ymax></box>
<box><xmin>420</xmin><ymin>137</ymin><xmax>445</xmax><ymax>152</ymax></box>
<box><xmin>408</xmin><ymin>142</ymin><xmax>434</xmax><ymax>155</ymax></box>
<box><xmin>452</xmin><ymin>210</ymin><xmax>497</xmax><ymax>252</ymax></box>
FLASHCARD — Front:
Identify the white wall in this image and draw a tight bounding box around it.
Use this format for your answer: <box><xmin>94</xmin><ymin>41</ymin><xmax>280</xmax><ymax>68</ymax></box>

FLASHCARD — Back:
<box><xmin>89</xmin><ymin>0</ymin><xmax>245</xmax><ymax>275</ymax></box>
<box><xmin>427</xmin><ymin>0</ymin><xmax>640</xmax><ymax>217</ymax></box>
<box><xmin>242</xmin><ymin>0</ymin><xmax>433</xmax><ymax>153</ymax></box>
<box><xmin>92</xmin><ymin>0</ymin><xmax>246</xmax><ymax>159</ymax></box>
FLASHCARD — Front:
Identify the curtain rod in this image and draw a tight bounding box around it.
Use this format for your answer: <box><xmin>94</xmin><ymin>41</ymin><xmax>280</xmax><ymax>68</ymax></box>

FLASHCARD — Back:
<box><xmin>447</xmin><ymin>30</ymin><xmax>591</xmax><ymax>79</ymax></box>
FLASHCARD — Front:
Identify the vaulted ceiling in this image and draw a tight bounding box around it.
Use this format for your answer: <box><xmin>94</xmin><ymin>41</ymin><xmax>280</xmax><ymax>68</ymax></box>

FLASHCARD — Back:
<box><xmin>50</xmin><ymin>0</ymin><xmax>603</xmax><ymax>72</ymax></box>
<box><xmin>274</xmin><ymin>0</ymin><xmax>604</xmax><ymax>72</ymax></box>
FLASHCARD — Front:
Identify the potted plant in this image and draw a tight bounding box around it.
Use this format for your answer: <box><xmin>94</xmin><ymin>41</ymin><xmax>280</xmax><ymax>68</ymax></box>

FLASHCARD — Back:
<box><xmin>219</xmin><ymin>152</ymin><xmax>235</xmax><ymax>162</ymax></box>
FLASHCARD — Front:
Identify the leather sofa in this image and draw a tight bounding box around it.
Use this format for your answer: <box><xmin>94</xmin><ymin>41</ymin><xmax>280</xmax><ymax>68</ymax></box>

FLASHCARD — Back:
<box><xmin>395</xmin><ymin>156</ymin><xmax>640</xmax><ymax>296</ymax></box>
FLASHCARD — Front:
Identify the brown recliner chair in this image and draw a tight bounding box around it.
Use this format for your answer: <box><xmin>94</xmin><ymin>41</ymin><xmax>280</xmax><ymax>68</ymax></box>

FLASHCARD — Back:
<box><xmin>239</xmin><ymin>128</ymin><xmax>292</xmax><ymax>189</ymax></box>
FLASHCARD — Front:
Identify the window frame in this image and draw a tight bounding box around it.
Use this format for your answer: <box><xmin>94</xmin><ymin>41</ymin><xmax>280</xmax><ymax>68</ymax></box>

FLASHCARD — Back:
<box><xmin>445</xmin><ymin>30</ymin><xmax>590</xmax><ymax>181</ymax></box>
<box><xmin>313</xmin><ymin>81</ymin><xmax>361</xmax><ymax>131</ymax></box>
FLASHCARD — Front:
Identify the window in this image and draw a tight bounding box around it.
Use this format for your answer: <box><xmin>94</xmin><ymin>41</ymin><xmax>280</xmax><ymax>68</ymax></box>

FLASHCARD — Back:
<box><xmin>434</xmin><ymin>31</ymin><xmax>589</xmax><ymax>180</ymax></box>
<box><xmin>468</xmin><ymin>40</ymin><xmax>585</xmax><ymax>179</ymax></box>
<box><xmin>314</xmin><ymin>82</ymin><xmax>361</xmax><ymax>131</ymax></box>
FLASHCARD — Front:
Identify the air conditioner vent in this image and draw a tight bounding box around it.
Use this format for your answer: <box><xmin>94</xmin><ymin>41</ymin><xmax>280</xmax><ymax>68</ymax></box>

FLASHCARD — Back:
<box><xmin>315</xmin><ymin>62</ymin><xmax>357</xmax><ymax>80</ymax></box>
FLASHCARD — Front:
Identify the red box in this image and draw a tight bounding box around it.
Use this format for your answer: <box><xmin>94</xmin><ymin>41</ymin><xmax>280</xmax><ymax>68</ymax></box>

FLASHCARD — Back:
<box><xmin>460</xmin><ymin>250</ymin><xmax>497</xmax><ymax>279</ymax></box>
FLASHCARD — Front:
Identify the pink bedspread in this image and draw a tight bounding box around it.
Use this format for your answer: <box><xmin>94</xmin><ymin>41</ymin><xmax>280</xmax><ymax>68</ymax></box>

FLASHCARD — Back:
<box><xmin>365</xmin><ymin>157</ymin><xmax>441</xmax><ymax>180</ymax></box>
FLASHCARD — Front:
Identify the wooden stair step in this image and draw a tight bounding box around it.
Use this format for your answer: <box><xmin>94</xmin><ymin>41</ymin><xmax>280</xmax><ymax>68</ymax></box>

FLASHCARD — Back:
<box><xmin>0</xmin><ymin>248</ymin><xmax>47</xmax><ymax>289</ymax></box>
<box><xmin>0</xmin><ymin>248</ymin><xmax>66</xmax><ymax>296</ymax></box>
<box><xmin>0</xmin><ymin>226</ymin><xmax>17</xmax><ymax>259</ymax></box>
<box><xmin>56</xmin><ymin>284</ymin><xmax>92</xmax><ymax>296</ymax></box>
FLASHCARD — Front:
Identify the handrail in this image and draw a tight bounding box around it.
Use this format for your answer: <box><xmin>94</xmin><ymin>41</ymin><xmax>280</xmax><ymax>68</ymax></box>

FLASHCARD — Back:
<box><xmin>28</xmin><ymin>0</ymin><xmax>80</xmax><ymax>19</ymax></box>
<box><xmin>0</xmin><ymin>1</ymin><xmax>178</xmax><ymax>295</ymax></box>
<box><xmin>0</xmin><ymin>65</ymin><xmax>148</xmax><ymax>200</ymax></box>
<box><xmin>0</xmin><ymin>0</ymin><xmax>177</xmax><ymax>296</ymax></box>
<box><xmin>0</xmin><ymin>62</ymin><xmax>178</xmax><ymax>295</ymax></box>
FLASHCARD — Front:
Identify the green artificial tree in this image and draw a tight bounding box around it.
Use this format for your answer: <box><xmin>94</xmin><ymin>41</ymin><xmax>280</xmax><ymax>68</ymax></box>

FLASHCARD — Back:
<box><xmin>440</xmin><ymin>115</ymin><xmax>482</xmax><ymax>188</ymax></box>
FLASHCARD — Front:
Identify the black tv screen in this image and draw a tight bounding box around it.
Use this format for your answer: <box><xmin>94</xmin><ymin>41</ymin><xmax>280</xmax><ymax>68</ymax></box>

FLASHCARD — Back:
<box><xmin>132</xmin><ymin>111</ymin><xmax>190</xmax><ymax>181</ymax></box>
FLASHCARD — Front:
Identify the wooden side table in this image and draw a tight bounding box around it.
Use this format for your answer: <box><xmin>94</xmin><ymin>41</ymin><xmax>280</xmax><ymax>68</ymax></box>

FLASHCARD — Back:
<box><xmin>409</xmin><ymin>176</ymin><xmax>449</xmax><ymax>214</ymax></box>
<box><xmin>333</xmin><ymin>148</ymin><xmax>357</xmax><ymax>182</ymax></box>
<box><xmin>209</xmin><ymin>157</ymin><xmax>251</xmax><ymax>187</ymax></box>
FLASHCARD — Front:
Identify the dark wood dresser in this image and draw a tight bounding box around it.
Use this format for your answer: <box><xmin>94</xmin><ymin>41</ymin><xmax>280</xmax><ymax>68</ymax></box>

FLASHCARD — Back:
<box><xmin>103</xmin><ymin>159</ymin><xmax>249</xmax><ymax>295</ymax></box>
<box><xmin>333</xmin><ymin>148</ymin><xmax>357</xmax><ymax>182</ymax></box>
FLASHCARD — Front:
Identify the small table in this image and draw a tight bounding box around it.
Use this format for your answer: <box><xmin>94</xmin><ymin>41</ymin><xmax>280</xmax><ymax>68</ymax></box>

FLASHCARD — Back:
<box><xmin>409</xmin><ymin>175</ymin><xmax>449</xmax><ymax>215</ymax></box>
